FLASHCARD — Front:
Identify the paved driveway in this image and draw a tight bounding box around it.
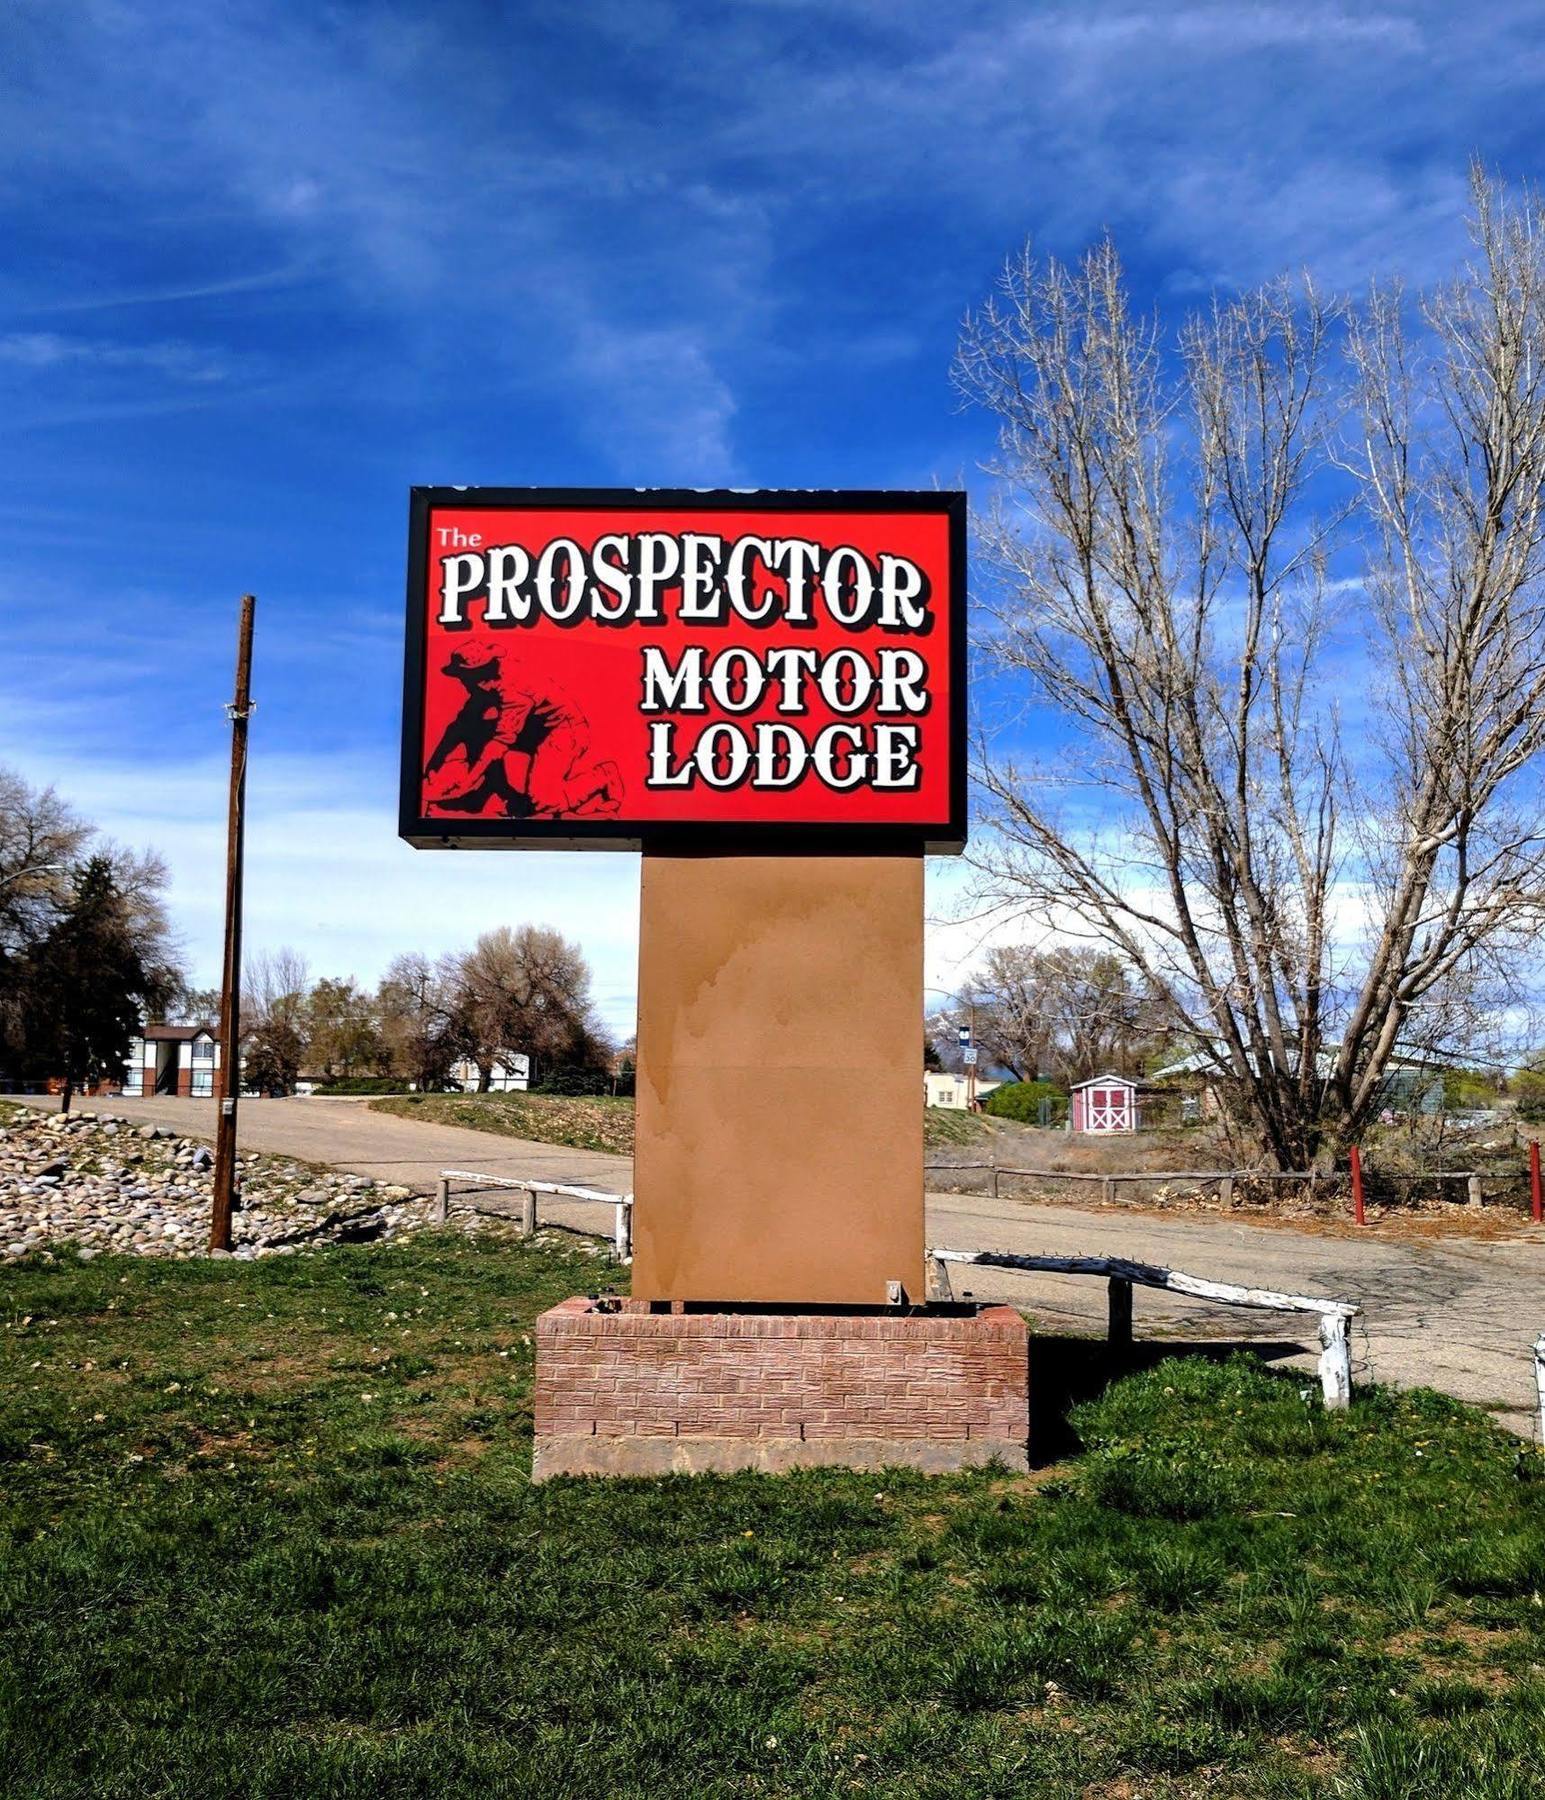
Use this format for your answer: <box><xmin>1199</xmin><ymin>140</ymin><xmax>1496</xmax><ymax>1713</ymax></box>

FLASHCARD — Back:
<box><xmin>19</xmin><ymin>1095</ymin><xmax>1545</xmax><ymax>1429</ymax></box>
<box><xmin>24</xmin><ymin>1093</ymin><xmax>632</xmax><ymax>1192</ymax></box>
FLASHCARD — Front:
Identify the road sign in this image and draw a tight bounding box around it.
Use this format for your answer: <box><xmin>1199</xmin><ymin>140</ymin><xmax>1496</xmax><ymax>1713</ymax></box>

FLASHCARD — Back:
<box><xmin>962</xmin><ymin>1046</ymin><xmax>979</xmax><ymax>1067</ymax></box>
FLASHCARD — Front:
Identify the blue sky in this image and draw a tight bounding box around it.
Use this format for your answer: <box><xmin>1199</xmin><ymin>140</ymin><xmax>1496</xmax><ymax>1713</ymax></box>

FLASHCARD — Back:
<box><xmin>3</xmin><ymin>0</ymin><xmax>1542</xmax><ymax>1034</ymax></box>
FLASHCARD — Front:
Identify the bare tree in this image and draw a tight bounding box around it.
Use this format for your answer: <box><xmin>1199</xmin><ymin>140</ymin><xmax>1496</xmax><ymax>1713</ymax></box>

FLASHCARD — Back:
<box><xmin>241</xmin><ymin>948</ymin><xmax>311</xmax><ymax>1094</ymax></box>
<box><xmin>448</xmin><ymin>924</ymin><xmax>603</xmax><ymax>1090</ymax></box>
<box><xmin>0</xmin><ymin>767</ymin><xmax>90</xmax><ymax>958</ymax></box>
<box><xmin>377</xmin><ymin>952</ymin><xmax>462</xmax><ymax>1091</ymax></box>
<box><xmin>931</xmin><ymin>945</ymin><xmax>1161</xmax><ymax>1084</ymax></box>
<box><xmin>244</xmin><ymin>948</ymin><xmax>311</xmax><ymax>1031</ymax></box>
<box><xmin>956</xmin><ymin>169</ymin><xmax>1545</xmax><ymax>1166</ymax></box>
<box><xmin>305</xmin><ymin>976</ymin><xmax>385</xmax><ymax>1080</ymax></box>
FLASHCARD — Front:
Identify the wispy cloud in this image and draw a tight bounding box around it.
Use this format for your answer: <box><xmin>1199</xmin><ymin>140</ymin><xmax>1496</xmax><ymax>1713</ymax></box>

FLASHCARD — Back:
<box><xmin>0</xmin><ymin>332</ymin><xmax>238</xmax><ymax>383</ymax></box>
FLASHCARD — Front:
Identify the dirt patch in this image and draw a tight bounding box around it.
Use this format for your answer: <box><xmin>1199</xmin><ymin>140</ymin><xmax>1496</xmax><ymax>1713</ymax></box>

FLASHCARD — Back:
<box><xmin>993</xmin><ymin>1189</ymin><xmax>1544</xmax><ymax>1245</ymax></box>
<box><xmin>1389</xmin><ymin>1617</ymin><xmax>1526</xmax><ymax>1681</ymax></box>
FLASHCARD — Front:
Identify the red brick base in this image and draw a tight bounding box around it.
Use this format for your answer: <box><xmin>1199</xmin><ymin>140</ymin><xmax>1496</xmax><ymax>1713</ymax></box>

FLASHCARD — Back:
<box><xmin>532</xmin><ymin>1298</ymin><xmax>1030</xmax><ymax>1479</ymax></box>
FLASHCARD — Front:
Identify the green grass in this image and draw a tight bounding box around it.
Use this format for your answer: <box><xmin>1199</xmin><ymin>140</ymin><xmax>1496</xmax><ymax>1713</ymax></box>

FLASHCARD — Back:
<box><xmin>371</xmin><ymin>1090</ymin><xmax>636</xmax><ymax>1154</ymax></box>
<box><xmin>5</xmin><ymin>1238</ymin><xmax>1545</xmax><ymax>1797</ymax></box>
<box><xmin>924</xmin><ymin>1106</ymin><xmax>995</xmax><ymax>1148</ymax></box>
<box><xmin>370</xmin><ymin>1096</ymin><xmax>994</xmax><ymax>1158</ymax></box>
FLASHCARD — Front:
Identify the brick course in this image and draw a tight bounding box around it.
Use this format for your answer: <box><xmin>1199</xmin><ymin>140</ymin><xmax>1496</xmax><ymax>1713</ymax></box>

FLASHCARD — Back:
<box><xmin>532</xmin><ymin>1298</ymin><xmax>1030</xmax><ymax>1478</ymax></box>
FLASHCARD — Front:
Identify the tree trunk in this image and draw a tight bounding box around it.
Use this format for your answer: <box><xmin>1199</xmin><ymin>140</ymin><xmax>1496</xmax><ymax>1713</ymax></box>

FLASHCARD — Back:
<box><xmin>59</xmin><ymin>1077</ymin><xmax>73</xmax><ymax>1114</ymax></box>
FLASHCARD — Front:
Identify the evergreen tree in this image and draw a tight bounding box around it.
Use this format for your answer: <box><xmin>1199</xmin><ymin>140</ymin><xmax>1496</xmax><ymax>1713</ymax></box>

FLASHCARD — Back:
<box><xmin>20</xmin><ymin>857</ymin><xmax>173</xmax><ymax>1109</ymax></box>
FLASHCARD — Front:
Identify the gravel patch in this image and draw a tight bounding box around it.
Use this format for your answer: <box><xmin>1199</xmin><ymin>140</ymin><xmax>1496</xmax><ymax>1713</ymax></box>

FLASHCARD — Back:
<box><xmin>0</xmin><ymin>1106</ymin><xmax>537</xmax><ymax>1263</ymax></box>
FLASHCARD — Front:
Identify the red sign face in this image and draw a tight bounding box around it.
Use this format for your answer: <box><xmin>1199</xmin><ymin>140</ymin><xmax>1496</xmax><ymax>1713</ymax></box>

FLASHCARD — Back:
<box><xmin>399</xmin><ymin>488</ymin><xmax>966</xmax><ymax>852</ymax></box>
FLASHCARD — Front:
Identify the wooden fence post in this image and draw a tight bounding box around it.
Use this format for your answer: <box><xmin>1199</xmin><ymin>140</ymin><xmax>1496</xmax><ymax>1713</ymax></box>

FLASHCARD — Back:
<box><xmin>1349</xmin><ymin>1146</ymin><xmax>1365</xmax><ymax>1227</ymax></box>
<box><xmin>1219</xmin><ymin>1174</ymin><xmax>1235</xmax><ymax>1206</ymax></box>
<box><xmin>1532</xmin><ymin>1141</ymin><xmax>1543</xmax><ymax>1226</ymax></box>
<box><xmin>614</xmin><ymin>1200</ymin><xmax>633</xmax><ymax>1263</ymax></box>
<box><xmin>991</xmin><ymin>1164</ymin><xmax>1000</xmax><ymax>1200</ymax></box>
<box><xmin>518</xmin><ymin>1187</ymin><xmax>537</xmax><ymax>1236</ymax></box>
<box><xmin>1318</xmin><ymin>1313</ymin><xmax>1352</xmax><ymax>1409</ymax></box>
<box><xmin>434</xmin><ymin>1177</ymin><xmax>449</xmax><ymax>1224</ymax></box>
<box><xmin>1108</xmin><ymin>1277</ymin><xmax>1133</xmax><ymax>1349</ymax></box>
<box><xmin>1466</xmin><ymin>1174</ymin><xmax>1483</xmax><ymax>1211</ymax></box>
<box><xmin>1102</xmin><ymin>1176</ymin><xmax>1115</xmax><ymax>1205</ymax></box>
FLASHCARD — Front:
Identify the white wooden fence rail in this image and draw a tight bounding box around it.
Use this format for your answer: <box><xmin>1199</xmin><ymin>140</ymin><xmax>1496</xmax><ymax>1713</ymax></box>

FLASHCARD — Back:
<box><xmin>927</xmin><ymin>1247</ymin><xmax>1359</xmax><ymax>1409</ymax></box>
<box><xmin>436</xmin><ymin>1169</ymin><xmax>633</xmax><ymax>1262</ymax></box>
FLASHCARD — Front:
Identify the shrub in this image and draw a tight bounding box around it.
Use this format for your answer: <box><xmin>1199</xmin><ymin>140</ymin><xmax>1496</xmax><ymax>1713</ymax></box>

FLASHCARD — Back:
<box><xmin>1511</xmin><ymin>1060</ymin><xmax>1545</xmax><ymax>1120</ymax></box>
<box><xmin>532</xmin><ymin>1065</ymin><xmax>634</xmax><ymax>1098</ymax></box>
<box><xmin>983</xmin><ymin>1079</ymin><xmax>1066</xmax><ymax>1125</ymax></box>
<box><xmin>310</xmin><ymin>1075</ymin><xmax>404</xmax><ymax>1095</ymax></box>
<box><xmin>1441</xmin><ymin>1067</ymin><xmax>1498</xmax><ymax>1111</ymax></box>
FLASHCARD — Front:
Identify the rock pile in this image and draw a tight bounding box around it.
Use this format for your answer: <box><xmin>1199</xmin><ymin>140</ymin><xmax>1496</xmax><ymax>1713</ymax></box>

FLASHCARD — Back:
<box><xmin>0</xmin><ymin>1106</ymin><xmax>438</xmax><ymax>1263</ymax></box>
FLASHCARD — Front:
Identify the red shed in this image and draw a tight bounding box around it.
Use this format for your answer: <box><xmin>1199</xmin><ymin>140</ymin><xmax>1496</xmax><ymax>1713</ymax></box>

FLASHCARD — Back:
<box><xmin>1069</xmin><ymin>1073</ymin><xmax>1139</xmax><ymax>1134</ymax></box>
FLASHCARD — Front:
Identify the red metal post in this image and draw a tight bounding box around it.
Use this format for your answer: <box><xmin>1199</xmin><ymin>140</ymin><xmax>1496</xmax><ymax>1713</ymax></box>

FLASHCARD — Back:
<box><xmin>1530</xmin><ymin>1140</ymin><xmax>1542</xmax><ymax>1226</ymax></box>
<box><xmin>1349</xmin><ymin>1145</ymin><xmax>1366</xmax><ymax>1227</ymax></box>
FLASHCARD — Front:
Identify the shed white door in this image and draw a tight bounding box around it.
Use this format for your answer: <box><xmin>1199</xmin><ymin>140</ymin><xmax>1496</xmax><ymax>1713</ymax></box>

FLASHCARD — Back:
<box><xmin>1086</xmin><ymin>1086</ymin><xmax>1133</xmax><ymax>1131</ymax></box>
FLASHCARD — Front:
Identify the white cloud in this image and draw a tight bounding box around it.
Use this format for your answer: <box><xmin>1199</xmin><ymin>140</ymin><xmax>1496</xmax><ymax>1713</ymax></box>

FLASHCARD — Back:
<box><xmin>0</xmin><ymin>331</ymin><xmax>237</xmax><ymax>383</ymax></box>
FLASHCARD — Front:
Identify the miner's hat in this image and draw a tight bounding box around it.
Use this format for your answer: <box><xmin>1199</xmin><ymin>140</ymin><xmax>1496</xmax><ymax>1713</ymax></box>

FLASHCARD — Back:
<box><xmin>445</xmin><ymin>642</ymin><xmax>500</xmax><ymax>675</ymax></box>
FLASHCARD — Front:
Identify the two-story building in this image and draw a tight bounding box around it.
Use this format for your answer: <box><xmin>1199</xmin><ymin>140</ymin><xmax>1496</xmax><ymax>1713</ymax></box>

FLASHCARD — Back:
<box><xmin>118</xmin><ymin>1024</ymin><xmax>222</xmax><ymax>1098</ymax></box>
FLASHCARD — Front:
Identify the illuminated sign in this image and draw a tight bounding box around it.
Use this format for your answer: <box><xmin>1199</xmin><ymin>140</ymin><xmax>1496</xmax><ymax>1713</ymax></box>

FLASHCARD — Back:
<box><xmin>399</xmin><ymin>488</ymin><xmax>966</xmax><ymax>852</ymax></box>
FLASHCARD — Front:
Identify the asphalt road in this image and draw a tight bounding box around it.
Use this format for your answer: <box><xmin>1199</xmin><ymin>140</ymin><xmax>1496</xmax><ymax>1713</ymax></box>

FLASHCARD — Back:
<box><xmin>19</xmin><ymin>1094</ymin><xmax>1545</xmax><ymax>1430</ymax></box>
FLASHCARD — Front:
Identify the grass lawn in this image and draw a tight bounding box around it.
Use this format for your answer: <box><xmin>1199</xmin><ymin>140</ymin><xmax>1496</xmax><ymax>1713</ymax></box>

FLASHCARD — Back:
<box><xmin>371</xmin><ymin>1090</ymin><xmax>636</xmax><ymax>1155</ymax></box>
<box><xmin>370</xmin><ymin>1091</ymin><xmax>994</xmax><ymax>1158</ymax></box>
<box><xmin>5</xmin><ymin>1238</ymin><xmax>1545</xmax><ymax>1798</ymax></box>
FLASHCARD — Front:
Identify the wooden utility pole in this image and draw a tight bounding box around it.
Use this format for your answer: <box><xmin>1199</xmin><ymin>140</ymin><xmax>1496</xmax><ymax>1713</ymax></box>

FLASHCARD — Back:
<box><xmin>210</xmin><ymin>594</ymin><xmax>255</xmax><ymax>1253</ymax></box>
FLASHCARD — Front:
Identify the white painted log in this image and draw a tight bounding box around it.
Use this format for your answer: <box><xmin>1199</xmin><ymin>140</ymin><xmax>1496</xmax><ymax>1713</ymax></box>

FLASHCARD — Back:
<box><xmin>1318</xmin><ymin>1313</ymin><xmax>1352</xmax><ymax>1410</ymax></box>
<box><xmin>439</xmin><ymin>1170</ymin><xmax>624</xmax><ymax>1204</ymax></box>
<box><xmin>434</xmin><ymin>1177</ymin><xmax>449</xmax><ymax>1223</ymax></box>
<box><xmin>926</xmin><ymin>1253</ymin><xmax>952</xmax><ymax>1302</ymax></box>
<box><xmin>435</xmin><ymin>1168</ymin><xmax>634</xmax><ymax>1256</ymax></box>
<box><xmin>929</xmin><ymin>1249</ymin><xmax>1359</xmax><ymax>1319</ymax></box>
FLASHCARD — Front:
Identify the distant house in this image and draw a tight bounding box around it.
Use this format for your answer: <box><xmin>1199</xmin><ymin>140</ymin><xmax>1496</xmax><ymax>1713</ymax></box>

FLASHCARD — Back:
<box><xmin>924</xmin><ymin>1071</ymin><xmax>1002</xmax><ymax>1111</ymax></box>
<box><xmin>119</xmin><ymin>1024</ymin><xmax>222</xmax><ymax>1098</ymax></box>
<box><xmin>448</xmin><ymin>1053</ymin><xmax>530</xmax><ymax>1094</ymax></box>
<box><xmin>1069</xmin><ymin>1073</ymin><xmax>1140</xmax><ymax>1134</ymax></box>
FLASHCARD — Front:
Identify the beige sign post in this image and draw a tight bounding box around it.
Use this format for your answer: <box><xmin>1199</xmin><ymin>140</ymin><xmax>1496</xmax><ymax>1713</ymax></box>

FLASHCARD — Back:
<box><xmin>632</xmin><ymin>853</ymin><xmax>924</xmax><ymax>1304</ymax></box>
